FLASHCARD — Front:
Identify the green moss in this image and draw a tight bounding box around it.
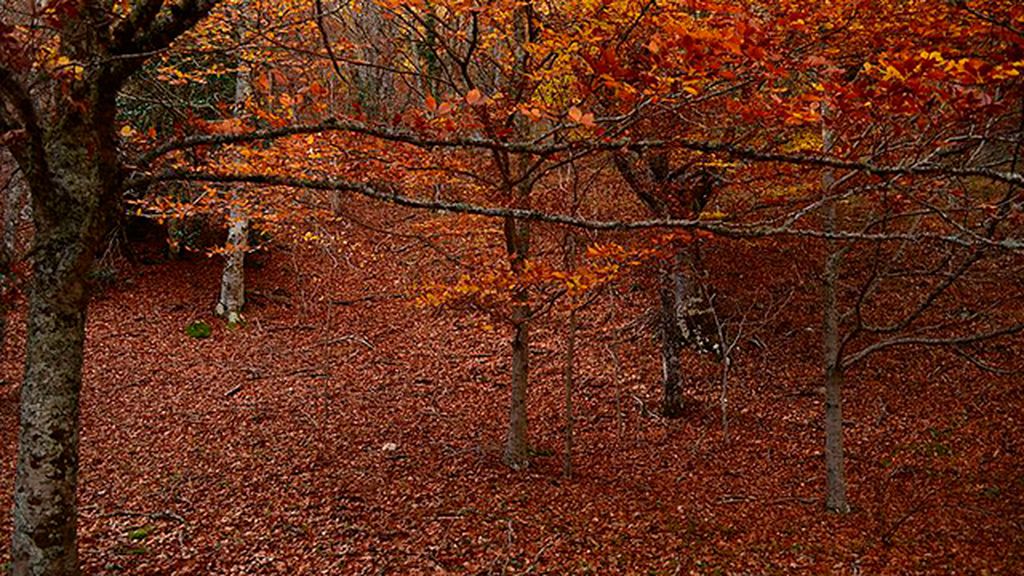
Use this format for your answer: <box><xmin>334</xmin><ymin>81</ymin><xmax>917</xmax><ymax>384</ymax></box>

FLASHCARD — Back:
<box><xmin>185</xmin><ymin>320</ymin><xmax>212</xmax><ymax>339</ymax></box>
<box><xmin>127</xmin><ymin>524</ymin><xmax>155</xmax><ymax>541</ymax></box>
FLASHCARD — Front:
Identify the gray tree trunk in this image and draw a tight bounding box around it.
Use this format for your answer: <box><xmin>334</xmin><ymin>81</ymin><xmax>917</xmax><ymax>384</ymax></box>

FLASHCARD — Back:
<box><xmin>503</xmin><ymin>215</ymin><xmax>531</xmax><ymax>470</ymax></box>
<box><xmin>500</xmin><ymin>2</ymin><xmax>536</xmax><ymax>471</ymax></box>
<box><xmin>659</xmin><ymin>266</ymin><xmax>686</xmax><ymax>418</ymax></box>
<box><xmin>611</xmin><ymin>151</ymin><xmax>714</xmax><ymax>417</ymax></box>
<box><xmin>10</xmin><ymin>97</ymin><xmax>121</xmax><ymax>576</ymax></box>
<box><xmin>3</xmin><ymin>3</ymin><xmax>216</xmax><ymax>572</ymax></box>
<box><xmin>216</xmin><ymin>206</ymin><xmax>248</xmax><ymax>324</ymax></box>
<box><xmin>216</xmin><ymin>28</ymin><xmax>252</xmax><ymax>324</ymax></box>
<box><xmin>821</xmin><ymin>103</ymin><xmax>850</xmax><ymax>513</ymax></box>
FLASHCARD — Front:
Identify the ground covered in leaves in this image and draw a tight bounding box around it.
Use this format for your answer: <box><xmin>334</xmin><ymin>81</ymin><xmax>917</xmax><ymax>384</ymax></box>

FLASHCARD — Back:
<box><xmin>1</xmin><ymin>202</ymin><xmax>1022</xmax><ymax>575</ymax></box>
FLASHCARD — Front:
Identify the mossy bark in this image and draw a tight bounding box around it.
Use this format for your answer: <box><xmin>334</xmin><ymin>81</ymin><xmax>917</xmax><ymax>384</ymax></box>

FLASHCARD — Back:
<box><xmin>10</xmin><ymin>85</ymin><xmax>120</xmax><ymax>576</ymax></box>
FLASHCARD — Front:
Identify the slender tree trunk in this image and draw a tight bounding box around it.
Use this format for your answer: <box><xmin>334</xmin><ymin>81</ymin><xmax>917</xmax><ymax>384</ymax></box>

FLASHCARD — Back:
<box><xmin>823</xmin><ymin>358</ymin><xmax>849</xmax><ymax>512</ymax></box>
<box><xmin>503</xmin><ymin>215</ymin><xmax>531</xmax><ymax>470</ymax></box>
<box><xmin>562</xmin><ymin>231</ymin><xmax>577</xmax><ymax>478</ymax></box>
<box><xmin>822</xmin><ymin>225</ymin><xmax>849</xmax><ymax>512</ymax></box>
<box><xmin>216</xmin><ymin>25</ymin><xmax>252</xmax><ymax>324</ymax></box>
<box><xmin>659</xmin><ymin>265</ymin><xmax>686</xmax><ymax>418</ymax></box>
<box><xmin>562</xmin><ymin>308</ymin><xmax>576</xmax><ymax>477</ymax></box>
<box><xmin>821</xmin><ymin>102</ymin><xmax>850</xmax><ymax>513</ymax></box>
<box><xmin>611</xmin><ymin>151</ymin><xmax>703</xmax><ymax>417</ymax></box>
<box><xmin>500</xmin><ymin>1</ymin><xmax>537</xmax><ymax>471</ymax></box>
<box><xmin>216</xmin><ymin>206</ymin><xmax>248</xmax><ymax>323</ymax></box>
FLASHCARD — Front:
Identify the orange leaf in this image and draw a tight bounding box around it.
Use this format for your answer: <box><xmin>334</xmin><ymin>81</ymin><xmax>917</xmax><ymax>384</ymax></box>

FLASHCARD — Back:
<box><xmin>465</xmin><ymin>88</ymin><xmax>484</xmax><ymax>105</ymax></box>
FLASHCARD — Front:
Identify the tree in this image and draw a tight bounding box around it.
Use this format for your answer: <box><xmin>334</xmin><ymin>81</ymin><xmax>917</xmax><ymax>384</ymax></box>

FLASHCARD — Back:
<box><xmin>1</xmin><ymin>1</ymin><xmax>219</xmax><ymax>572</ymax></box>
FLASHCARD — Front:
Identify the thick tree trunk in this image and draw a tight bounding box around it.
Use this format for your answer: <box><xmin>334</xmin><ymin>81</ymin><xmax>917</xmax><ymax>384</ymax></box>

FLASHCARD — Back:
<box><xmin>11</xmin><ymin>99</ymin><xmax>120</xmax><ymax>575</ymax></box>
<box><xmin>4</xmin><ymin>161</ymin><xmax>24</xmax><ymax>258</ymax></box>
<box><xmin>1</xmin><ymin>152</ymin><xmax>24</xmax><ymax>354</ymax></box>
<box><xmin>12</xmin><ymin>249</ymin><xmax>89</xmax><ymax>576</ymax></box>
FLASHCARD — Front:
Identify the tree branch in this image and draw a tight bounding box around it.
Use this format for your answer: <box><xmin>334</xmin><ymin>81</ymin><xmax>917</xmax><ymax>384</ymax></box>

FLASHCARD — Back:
<box><xmin>131</xmin><ymin>169</ymin><xmax>1024</xmax><ymax>250</ymax></box>
<box><xmin>843</xmin><ymin>322</ymin><xmax>1024</xmax><ymax>369</ymax></box>
<box><xmin>135</xmin><ymin>117</ymin><xmax>1024</xmax><ymax>187</ymax></box>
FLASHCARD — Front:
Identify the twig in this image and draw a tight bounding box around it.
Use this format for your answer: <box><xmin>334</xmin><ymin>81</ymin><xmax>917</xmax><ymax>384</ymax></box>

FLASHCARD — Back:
<box><xmin>100</xmin><ymin>510</ymin><xmax>186</xmax><ymax>524</ymax></box>
<box><xmin>330</xmin><ymin>293</ymin><xmax>405</xmax><ymax>306</ymax></box>
<box><xmin>323</xmin><ymin>334</ymin><xmax>374</xmax><ymax>349</ymax></box>
<box><xmin>522</xmin><ymin>539</ymin><xmax>556</xmax><ymax>574</ymax></box>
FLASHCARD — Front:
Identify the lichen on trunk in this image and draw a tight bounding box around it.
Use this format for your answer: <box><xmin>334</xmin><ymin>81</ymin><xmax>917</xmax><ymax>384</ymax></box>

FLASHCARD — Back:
<box><xmin>11</xmin><ymin>96</ymin><xmax>121</xmax><ymax>575</ymax></box>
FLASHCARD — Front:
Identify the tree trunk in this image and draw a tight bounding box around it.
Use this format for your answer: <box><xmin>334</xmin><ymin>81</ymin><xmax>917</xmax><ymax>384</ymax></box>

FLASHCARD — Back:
<box><xmin>4</xmin><ymin>159</ymin><xmax>24</xmax><ymax>258</ymax></box>
<box><xmin>1</xmin><ymin>152</ymin><xmax>24</xmax><ymax>354</ymax></box>
<box><xmin>216</xmin><ymin>205</ymin><xmax>248</xmax><ymax>324</ymax></box>
<box><xmin>562</xmin><ymin>229</ymin><xmax>578</xmax><ymax>478</ymax></box>
<box><xmin>562</xmin><ymin>307</ymin><xmax>576</xmax><ymax>477</ymax></box>
<box><xmin>822</xmin><ymin>216</ymin><xmax>849</xmax><ymax>513</ymax></box>
<box><xmin>824</xmin><ymin>360</ymin><xmax>849</xmax><ymax>513</ymax></box>
<box><xmin>821</xmin><ymin>101</ymin><xmax>850</xmax><ymax>513</ymax></box>
<box><xmin>216</xmin><ymin>15</ymin><xmax>251</xmax><ymax>324</ymax></box>
<box><xmin>659</xmin><ymin>266</ymin><xmax>686</xmax><ymax>418</ymax></box>
<box><xmin>503</xmin><ymin>216</ymin><xmax>531</xmax><ymax>470</ymax></box>
<box><xmin>611</xmin><ymin>151</ymin><xmax>709</xmax><ymax>417</ymax></box>
<box><xmin>12</xmin><ymin>247</ymin><xmax>89</xmax><ymax>576</ymax></box>
<box><xmin>822</xmin><ymin>216</ymin><xmax>849</xmax><ymax>512</ymax></box>
<box><xmin>10</xmin><ymin>95</ymin><xmax>120</xmax><ymax>575</ymax></box>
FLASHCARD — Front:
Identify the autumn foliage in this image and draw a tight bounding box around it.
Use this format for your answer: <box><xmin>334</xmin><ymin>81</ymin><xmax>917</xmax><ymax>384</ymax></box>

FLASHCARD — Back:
<box><xmin>1</xmin><ymin>0</ymin><xmax>1023</xmax><ymax>573</ymax></box>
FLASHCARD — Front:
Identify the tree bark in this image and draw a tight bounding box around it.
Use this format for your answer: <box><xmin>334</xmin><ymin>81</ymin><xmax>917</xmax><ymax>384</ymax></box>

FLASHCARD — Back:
<box><xmin>821</xmin><ymin>102</ymin><xmax>850</xmax><ymax>513</ymax></box>
<box><xmin>659</xmin><ymin>266</ymin><xmax>686</xmax><ymax>418</ymax></box>
<box><xmin>10</xmin><ymin>97</ymin><xmax>120</xmax><ymax>575</ymax></box>
<box><xmin>824</xmin><ymin>360</ymin><xmax>849</xmax><ymax>513</ymax></box>
<box><xmin>216</xmin><ymin>12</ymin><xmax>252</xmax><ymax>324</ymax></box>
<box><xmin>562</xmin><ymin>231</ymin><xmax>578</xmax><ymax>478</ymax></box>
<box><xmin>822</xmin><ymin>211</ymin><xmax>849</xmax><ymax>513</ymax></box>
<box><xmin>216</xmin><ymin>205</ymin><xmax>248</xmax><ymax>323</ymax></box>
<box><xmin>500</xmin><ymin>1</ymin><xmax>536</xmax><ymax>471</ymax></box>
<box><xmin>0</xmin><ymin>151</ymin><xmax>23</xmax><ymax>354</ymax></box>
<box><xmin>503</xmin><ymin>215</ymin><xmax>531</xmax><ymax>470</ymax></box>
<box><xmin>2</xmin><ymin>2</ymin><xmax>216</xmax><ymax>572</ymax></box>
<box><xmin>612</xmin><ymin>151</ymin><xmax>710</xmax><ymax>417</ymax></box>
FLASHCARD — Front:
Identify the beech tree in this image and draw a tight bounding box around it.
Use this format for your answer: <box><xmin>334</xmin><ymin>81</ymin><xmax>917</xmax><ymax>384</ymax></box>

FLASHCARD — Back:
<box><xmin>0</xmin><ymin>1</ymin><xmax>219</xmax><ymax>572</ymax></box>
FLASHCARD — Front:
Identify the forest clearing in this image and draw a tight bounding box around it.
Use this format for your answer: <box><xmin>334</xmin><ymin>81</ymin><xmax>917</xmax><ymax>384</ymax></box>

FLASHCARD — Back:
<box><xmin>1</xmin><ymin>0</ymin><xmax>1023</xmax><ymax>574</ymax></box>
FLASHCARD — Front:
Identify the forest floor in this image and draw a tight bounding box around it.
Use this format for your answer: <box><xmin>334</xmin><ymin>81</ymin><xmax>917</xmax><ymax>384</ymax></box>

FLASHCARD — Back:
<box><xmin>1</xmin><ymin>199</ymin><xmax>1022</xmax><ymax>575</ymax></box>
